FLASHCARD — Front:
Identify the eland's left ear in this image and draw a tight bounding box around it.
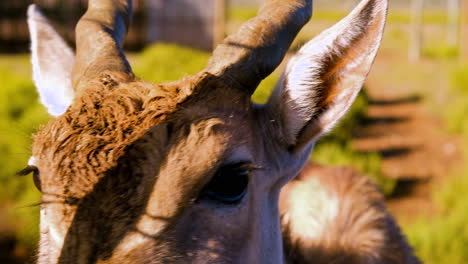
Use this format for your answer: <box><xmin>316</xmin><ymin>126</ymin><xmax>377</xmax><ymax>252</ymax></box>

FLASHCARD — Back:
<box><xmin>28</xmin><ymin>4</ymin><xmax>75</xmax><ymax>117</ymax></box>
<box><xmin>267</xmin><ymin>0</ymin><xmax>387</xmax><ymax>151</ymax></box>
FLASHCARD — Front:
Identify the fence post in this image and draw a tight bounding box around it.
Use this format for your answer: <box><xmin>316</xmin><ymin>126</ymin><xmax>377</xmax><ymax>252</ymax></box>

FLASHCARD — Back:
<box><xmin>409</xmin><ymin>0</ymin><xmax>424</xmax><ymax>63</ymax></box>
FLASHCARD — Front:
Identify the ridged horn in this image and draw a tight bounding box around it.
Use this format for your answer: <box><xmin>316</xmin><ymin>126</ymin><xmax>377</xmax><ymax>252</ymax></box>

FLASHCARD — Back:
<box><xmin>72</xmin><ymin>0</ymin><xmax>133</xmax><ymax>91</ymax></box>
<box><xmin>204</xmin><ymin>0</ymin><xmax>312</xmax><ymax>94</ymax></box>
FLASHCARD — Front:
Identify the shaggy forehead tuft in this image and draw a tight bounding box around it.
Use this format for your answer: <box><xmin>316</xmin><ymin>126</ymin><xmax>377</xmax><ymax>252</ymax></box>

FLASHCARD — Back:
<box><xmin>31</xmin><ymin>71</ymin><xmax>247</xmax><ymax>193</ymax></box>
<box><xmin>33</xmin><ymin>72</ymin><xmax>207</xmax><ymax>176</ymax></box>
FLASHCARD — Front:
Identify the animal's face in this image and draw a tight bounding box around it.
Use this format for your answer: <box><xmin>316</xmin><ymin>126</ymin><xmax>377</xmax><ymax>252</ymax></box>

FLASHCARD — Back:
<box><xmin>31</xmin><ymin>73</ymin><xmax>311</xmax><ymax>263</ymax></box>
<box><xmin>25</xmin><ymin>0</ymin><xmax>387</xmax><ymax>263</ymax></box>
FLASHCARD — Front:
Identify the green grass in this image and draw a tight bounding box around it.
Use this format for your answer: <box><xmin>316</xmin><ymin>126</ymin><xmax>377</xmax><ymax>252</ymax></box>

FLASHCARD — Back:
<box><xmin>0</xmin><ymin>55</ymin><xmax>48</xmax><ymax>248</ymax></box>
<box><xmin>403</xmin><ymin>62</ymin><xmax>468</xmax><ymax>264</ymax></box>
<box><xmin>133</xmin><ymin>43</ymin><xmax>210</xmax><ymax>83</ymax></box>
<box><xmin>405</xmin><ymin>160</ymin><xmax>468</xmax><ymax>264</ymax></box>
<box><xmin>423</xmin><ymin>45</ymin><xmax>459</xmax><ymax>59</ymax></box>
<box><xmin>450</xmin><ymin>64</ymin><xmax>468</xmax><ymax>96</ymax></box>
<box><xmin>443</xmin><ymin>64</ymin><xmax>468</xmax><ymax>134</ymax></box>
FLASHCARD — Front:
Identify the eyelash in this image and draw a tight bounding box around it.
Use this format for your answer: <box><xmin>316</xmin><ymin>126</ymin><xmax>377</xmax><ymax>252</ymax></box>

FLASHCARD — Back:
<box><xmin>17</xmin><ymin>165</ymin><xmax>41</xmax><ymax>192</ymax></box>
<box><xmin>15</xmin><ymin>162</ymin><xmax>263</xmax><ymax>196</ymax></box>
<box><xmin>198</xmin><ymin>162</ymin><xmax>262</xmax><ymax>204</ymax></box>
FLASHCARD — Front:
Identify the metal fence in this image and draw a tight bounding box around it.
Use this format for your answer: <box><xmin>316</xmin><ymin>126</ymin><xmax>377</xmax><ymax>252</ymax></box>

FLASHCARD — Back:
<box><xmin>0</xmin><ymin>0</ymin><xmax>224</xmax><ymax>53</ymax></box>
<box><xmin>146</xmin><ymin>0</ymin><xmax>225</xmax><ymax>50</ymax></box>
<box><xmin>0</xmin><ymin>0</ymin><xmax>146</xmax><ymax>52</ymax></box>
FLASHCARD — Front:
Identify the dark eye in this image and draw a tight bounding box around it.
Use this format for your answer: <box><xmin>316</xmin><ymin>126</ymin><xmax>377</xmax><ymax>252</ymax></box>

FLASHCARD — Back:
<box><xmin>17</xmin><ymin>165</ymin><xmax>41</xmax><ymax>192</ymax></box>
<box><xmin>200</xmin><ymin>163</ymin><xmax>253</xmax><ymax>204</ymax></box>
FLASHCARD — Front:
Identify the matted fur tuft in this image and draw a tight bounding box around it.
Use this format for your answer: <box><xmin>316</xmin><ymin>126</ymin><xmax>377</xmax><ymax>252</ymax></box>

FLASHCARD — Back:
<box><xmin>32</xmin><ymin>71</ymin><xmax>205</xmax><ymax>196</ymax></box>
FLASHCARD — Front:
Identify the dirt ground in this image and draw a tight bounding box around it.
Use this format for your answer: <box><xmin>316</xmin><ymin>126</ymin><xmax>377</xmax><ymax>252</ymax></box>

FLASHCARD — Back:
<box><xmin>355</xmin><ymin>57</ymin><xmax>462</xmax><ymax>224</ymax></box>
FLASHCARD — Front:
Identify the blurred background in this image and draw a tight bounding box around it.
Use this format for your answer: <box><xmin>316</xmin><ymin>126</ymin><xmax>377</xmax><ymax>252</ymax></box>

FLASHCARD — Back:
<box><xmin>0</xmin><ymin>0</ymin><xmax>467</xmax><ymax>263</ymax></box>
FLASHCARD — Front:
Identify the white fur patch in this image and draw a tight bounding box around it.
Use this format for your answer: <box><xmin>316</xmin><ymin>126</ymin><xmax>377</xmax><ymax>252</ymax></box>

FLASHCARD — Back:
<box><xmin>48</xmin><ymin>224</ymin><xmax>65</xmax><ymax>245</ymax></box>
<box><xmin>284</xmin><ymin>178</ymin><xmax>339</xmax><ymax>240</ymax></box>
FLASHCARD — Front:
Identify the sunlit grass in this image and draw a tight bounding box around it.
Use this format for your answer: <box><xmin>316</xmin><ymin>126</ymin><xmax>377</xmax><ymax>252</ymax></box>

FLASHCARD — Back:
<box><xmin>423</xmin><ymin>45</ymin><xmax>459</xmax><ymax>59</ymax></box>
<box><xmin>442</xmin><ymin>64</ymin><xmax>468</xmax><ymax>134</ymax></box>
<box><xmin>403</xmin><ymin>63</ymin><xmax>468</xmax><ymax>264</ymax></box>
<box><xmin>405</xmin><ymin>159</ymin><xmax>468</xmax><ymax>264</ymax></box>
<box><xmin>133</xmin><ymin>43</ymin><xmax>210</xmax><ymax>83</ymax></box>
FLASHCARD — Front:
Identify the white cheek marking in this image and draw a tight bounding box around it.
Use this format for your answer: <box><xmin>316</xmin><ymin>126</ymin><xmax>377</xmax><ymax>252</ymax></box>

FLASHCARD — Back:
<box><xmin>48</xmin><ymin>222</ymin><xmax>65</xmax><ymax>245</ymax></box>
<box><xmin>41</xmin><ymin>209</ymin><xmax>65</xmax><ymax>246</ymax></box>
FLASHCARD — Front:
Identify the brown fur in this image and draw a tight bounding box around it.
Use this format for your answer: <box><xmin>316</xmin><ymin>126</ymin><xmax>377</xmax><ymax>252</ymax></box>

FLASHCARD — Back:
<box><xmin>33</xmin><ymin>71</ymin><xmax>255</xmax><ymax>263</ymax></box>
<box><xmin>280</xmin><ymin>163</ymin><xmax>420</xmax><ymax>264</ymax></box>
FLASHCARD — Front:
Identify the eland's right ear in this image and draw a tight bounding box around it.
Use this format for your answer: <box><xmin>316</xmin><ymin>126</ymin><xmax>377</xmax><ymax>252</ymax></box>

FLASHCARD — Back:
<box><xmin>28</xmin><ymin>4</ymin><xmax>75</xmax><ymax>117</ymax></box>
<box><xmin>267</xmin><ymin>0</ymin><xmax>387</xmax><ymax>152</ymax></box>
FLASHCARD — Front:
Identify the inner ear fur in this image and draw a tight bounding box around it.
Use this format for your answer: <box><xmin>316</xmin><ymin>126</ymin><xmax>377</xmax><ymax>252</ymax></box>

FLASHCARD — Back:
<box><xmin>28</xmin><ymin>4</ymin><xmax>76</xmax><ymax>117</ymax></box>
<box><xmin>266</xmin><ymin>0</ymin><xmax>388</xmax><ymax>151</ymax></box>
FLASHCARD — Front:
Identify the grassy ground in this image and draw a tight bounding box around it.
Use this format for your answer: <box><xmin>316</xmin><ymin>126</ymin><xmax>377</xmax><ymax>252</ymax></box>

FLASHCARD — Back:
<box><xmin>403</xmin><ymin>64</ymin><xmax>468</xmax><ymax>264</ymax></box>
